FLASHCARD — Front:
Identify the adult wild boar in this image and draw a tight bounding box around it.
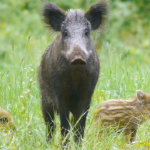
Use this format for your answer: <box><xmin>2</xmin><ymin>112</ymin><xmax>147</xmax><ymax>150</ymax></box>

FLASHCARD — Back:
<box><xmin>38</xmin><ymin>1</ymin><xmax>108</xmax><ymax>143</ymax></box>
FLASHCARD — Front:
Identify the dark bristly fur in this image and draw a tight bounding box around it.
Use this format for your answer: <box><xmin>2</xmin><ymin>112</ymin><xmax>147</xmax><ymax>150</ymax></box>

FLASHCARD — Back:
<box><xmin>39</xmin><ymin>1</ymin><xmax>108</xmax><ymax>144</ymax></box>
<box><xmin>85</xmin><ymin>1</ymin><xmax>108</xmax><ymax>30</ymax></box>
<box><xmin>43</xmin><ymin>2</ymin><xmax>66</xmax><ymax>31</ymax></box>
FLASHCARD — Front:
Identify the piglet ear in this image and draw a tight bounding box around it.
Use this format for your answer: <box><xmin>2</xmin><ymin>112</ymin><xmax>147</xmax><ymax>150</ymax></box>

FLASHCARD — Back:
<box><xmin>43</xmin><ymin>2</ymin><xmax>66</xmax><ymax>31</ymax></box>
<box><xmin>136</xmin><ymin>90</ymin><xmax>145</xmax><ymax>101</ymax></box>
<box><xmin>85</xmin><ymin>1</ymin><xmax>108</xmax><ymax>30</ymax></box>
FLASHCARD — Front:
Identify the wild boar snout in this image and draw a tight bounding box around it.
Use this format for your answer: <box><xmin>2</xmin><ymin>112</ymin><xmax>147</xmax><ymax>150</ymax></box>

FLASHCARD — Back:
<box><xmin>70</xmin><ymin>46</ymin><xmax>87</xmax><ymax>66</ymax></box>
<box><xmin>71</xmin><ymin>55</ymin><xmax>86</xmax><ymax>66</ymax></box>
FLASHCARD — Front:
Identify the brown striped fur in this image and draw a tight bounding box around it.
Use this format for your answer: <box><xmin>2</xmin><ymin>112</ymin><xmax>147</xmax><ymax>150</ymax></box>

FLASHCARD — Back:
<box><xmin>94</xmin><ymin>90</ymin><xmax>150</xmax><ymax>143</ymax></box>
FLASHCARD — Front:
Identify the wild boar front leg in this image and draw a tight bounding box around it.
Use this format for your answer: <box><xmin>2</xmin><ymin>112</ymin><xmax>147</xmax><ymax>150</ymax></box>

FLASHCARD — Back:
<box><xmin>73</xmin><ymin>101</ymin><xmax>90</xmax><ymax>143</ymax></box>
<box><xmin>130</xmin><ymin>128</ymin><xmax>137</xmax><ymax>143</ymax></box>
<box><xmin>124</xmin><ymin>129</ymin><xmax>132</xmax><ymax>143</ymax></box>
<box><xmin>42</xmin><ymin>101</ymin><xmax>55</xmax><ymax>142</ymax></box>
<box><xmin>58</xmin><ymin>99</ymin><xmax>70</xmax><ymax>139</ymax></box>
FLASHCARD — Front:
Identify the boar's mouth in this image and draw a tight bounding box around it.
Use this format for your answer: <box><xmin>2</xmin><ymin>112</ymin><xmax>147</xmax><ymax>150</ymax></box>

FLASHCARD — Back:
<box><xmin>70</xmin><ymin>55</ymin><xmax>86</xmax><ymax>66</ymax></box>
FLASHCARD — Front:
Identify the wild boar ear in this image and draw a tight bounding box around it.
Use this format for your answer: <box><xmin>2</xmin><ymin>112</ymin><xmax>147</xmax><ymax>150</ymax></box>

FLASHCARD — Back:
<box><xmin>43</xmin><ymin>2</ymin><xmax>66</xmax><ymax>31</ymax></box>
<box><xmin>137</xmin><ymin>90</ymin><xmax>145</xmax><ymax>101</ymax></box>
<box><xmin>85</xmin><ymin>1</ymin><xmax>108</xmax><ymax>30</ymax></box>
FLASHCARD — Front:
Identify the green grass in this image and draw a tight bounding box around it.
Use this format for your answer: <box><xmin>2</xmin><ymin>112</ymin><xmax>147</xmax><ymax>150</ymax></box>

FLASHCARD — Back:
<box><xmin>0</xmin><ymin>0</ymin><xmax>150</xmax><ymax>149</ymax></box>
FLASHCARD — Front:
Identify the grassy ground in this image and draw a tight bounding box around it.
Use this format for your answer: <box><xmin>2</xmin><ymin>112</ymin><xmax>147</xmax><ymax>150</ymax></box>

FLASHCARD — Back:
<box><xmin>0</xmin><ymin>0</ymin><xmax>150</xmax><ymax>149</ymax></box>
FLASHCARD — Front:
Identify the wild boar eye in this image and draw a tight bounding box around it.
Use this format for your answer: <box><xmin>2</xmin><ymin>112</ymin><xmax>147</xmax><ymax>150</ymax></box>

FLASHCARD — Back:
<box><xmin>84</xmin><ymin>29</ymin><xmax>90</xmax><ymax>37</ymax></box>
<box><xmin>62</xmin><ymin>30</ymin><xmax>68</xmax><ymax>38</ymax></box>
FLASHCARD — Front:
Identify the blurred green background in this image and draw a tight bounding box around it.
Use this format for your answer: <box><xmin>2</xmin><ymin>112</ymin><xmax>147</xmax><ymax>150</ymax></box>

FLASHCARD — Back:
<box><xmin>0</xmin><ymin>0</ymin><xmax>149</xmax><ymax>69</ymax></box>
<box><xmin>0</xmin><ymin>0</ymin><xmax>150</xmax><ymax>149</ymax></box>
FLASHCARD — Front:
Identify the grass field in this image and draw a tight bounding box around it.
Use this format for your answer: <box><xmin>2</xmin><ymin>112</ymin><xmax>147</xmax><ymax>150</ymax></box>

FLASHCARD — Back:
<box><xmin>0</xmin><ymin>0</ymin><xmax>150</xmax><ymax>149</ymax></box>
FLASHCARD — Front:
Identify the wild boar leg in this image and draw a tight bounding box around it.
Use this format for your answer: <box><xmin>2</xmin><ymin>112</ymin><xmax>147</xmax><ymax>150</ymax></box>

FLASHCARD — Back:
<box><xmin>74</xmin><ymin>102</ymin><xmax>90</xmax><ymax>143</ymax></box>
<box><xmin>59</xmin><ymin>101</ymin><xmax>70</xmax><ymax>138</ymax></box>
<box><xmin>42</xmin><ymin>102</ymin><xmax>55</xmax><ymax>142</ymax></box>
<box><xmin>130</xmin><ymin>128</ymin><xmax>137</xmax><ymax>143</ymax></box>
<box><xmin>124</xmin><ymin>129</ymin><xmax>131</xmax><ymax>143</ymax></box>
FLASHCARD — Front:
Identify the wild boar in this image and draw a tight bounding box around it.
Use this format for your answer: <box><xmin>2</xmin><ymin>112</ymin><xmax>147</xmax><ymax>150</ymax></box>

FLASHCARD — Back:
<box><xmin>38</xmin><ymin>1</ymin><xmax>108</xmax><ymax>143</ymax></box>
<box><xmin>94</xmin><ymin>90</ymin><xmax>150</xmax><ymax>143</ymax></box>
<box><xmin>0</xmin><ymin>107</ymin><xmax>15</xmax><ymax>131</ymax></box>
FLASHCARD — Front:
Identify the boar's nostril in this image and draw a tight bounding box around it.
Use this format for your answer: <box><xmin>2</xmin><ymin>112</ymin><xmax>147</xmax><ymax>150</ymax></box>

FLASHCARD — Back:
<box><xmin>71</xmin><ymin>59</ymin><xmax>86</xmax><ymax>65</ymax></box>
<box><xmin>71</xmin><ymin>55</ymin><xmax>86</xmax><ymax>66</ymax></box>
